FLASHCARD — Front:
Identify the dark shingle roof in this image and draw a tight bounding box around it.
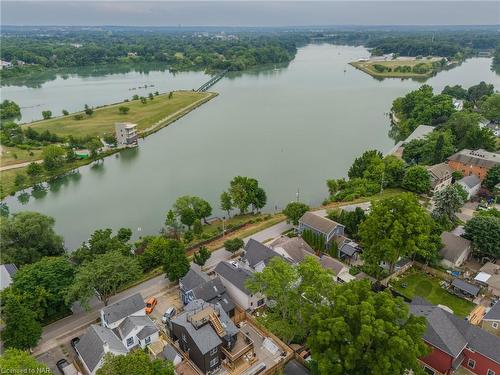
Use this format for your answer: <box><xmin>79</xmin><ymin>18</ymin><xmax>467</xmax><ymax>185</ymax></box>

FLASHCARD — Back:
<box><xmin>171</xmin><ymin>299</ymin><xmax>237</xmax><ymax>355</ymax></box>
<box><xmin>76</xmin><ymin>325</ymin><xmax>127</xmax><ymax>373</ymax></box>
<box><xmin>242</xmin><ymin>239</ymin><xmax>281</xmax><ymax>268</ymax></box>
<box><xmin>440</xmin><ymin>232</ymin><xmax>471</xmax><ymax>264</ymax></box>
<box><xmin>215</xmin><ymin>261</ymin><xmax>253</xmax><ymax>295</ymax></box>
<box><xmin>319</xmin><ymin>255</ymin><xmax>347</xmax><ymax>276</ymax></box>
<box><xmin>411</xmin><ymin>298</ymin><xmax>500</xmax><ymax>363</ymax></box>
<box><xmin>451</xmin><ymin>279</ymin><xmax>480</xmax><ymax>297</ymax></box>
<box><xmin>102</xmin><ymin>293</ymin><xmax>145</xmax><ymax>325</ymax></box>
<box><xmin>137</xmin><ymin>325</ymin><xmax>158</xmax><ymax>340</ymax></box>
<box><xmin>180</xmin><ymin>267</ymin><xmax>210</xmax><ymax>292</ymax></box>
<box><xmin>269</xmin><ymin>236</ymin><xmax>315</xmax><ymax>263</ymax></box>
<box><xmin>115</xmin><ymin>315</ymin><xmax>157</xmax><ymax>340</ymax></box>
<box><xmin>484</xmin><ymin>301</ymin><xmax>500</xmax><ymax>321</ymax></box>
<box><xmin>448</xmin><ymin>149</ymin><xmax>500</xmax><ymax>169</ymax></box>
<box><xmin>339</xmin><ymin>241</ymin><xmax>360</xmax><ymax>257</ymax></box>
<box><xmin>284</xmin><ymin>360</ymin><xmax>311</xmax><ymax>375</ymax></box>
<box><xmin>299</xmin><ymin>212</ymin><xmax>341</xmax><ymax>235</ymax></box>
<box><xmin>192</xmin><ymin>277</ymin><xmax>235</xmax><ymax>314</ymax></box>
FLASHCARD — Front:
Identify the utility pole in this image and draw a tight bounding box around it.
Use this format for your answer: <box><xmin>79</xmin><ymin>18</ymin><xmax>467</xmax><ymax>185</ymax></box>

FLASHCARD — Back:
<box><xmin>296</xmin><ymin>187</ymin><xmax>300</xmax><ymax>202</ymax></box>
<box><xmin>380</xmin><ymin>170</ymin><xmax>385</xmax><ymax>195</ymax></box>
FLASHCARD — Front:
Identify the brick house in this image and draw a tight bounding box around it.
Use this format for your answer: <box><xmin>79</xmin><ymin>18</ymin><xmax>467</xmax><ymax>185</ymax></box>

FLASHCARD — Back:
<box><xmin>447</xmin><ymin>149</ymin><xmax>499</xmax><ymax>181</ymax></box>
<box><xmin>411</xmin><ymin>298</ymin><xmax>500</xmax><ymax>375</ymax></box>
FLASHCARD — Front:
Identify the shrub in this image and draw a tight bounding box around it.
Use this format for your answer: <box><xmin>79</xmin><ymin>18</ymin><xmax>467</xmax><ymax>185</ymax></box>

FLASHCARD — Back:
<box><xmin>224</xmin><ymin>238</ymin><xmax>244</xmax><ymax>253</ymax></box>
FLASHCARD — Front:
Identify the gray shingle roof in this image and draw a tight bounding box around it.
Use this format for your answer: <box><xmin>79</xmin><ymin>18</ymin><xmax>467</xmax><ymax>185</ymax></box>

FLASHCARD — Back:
<box><xmin>0</xmin><ymin>264</ymin><xmax>18</xmax><ymax>291</ymax></box>
<box><xmin>284</xmin><ymin>360</ymin><xmax>311</xmax><ymax>375</ymax></box>
<box><xmin>137</xmin><ymin>325</ymin><xmax>158</xmax><ymax>340</ymax></box>
<box><xmin>76</xmin><ymin>325</ymin><xmax>127</xmax><ymax>373</ymax></box>
<box><xmin>319</xmin><ymin>255</ymin><xmax>347</xmax><ymax>276</ymax></box>
<box><xmin>411</xmin><ymin>298</ymin><xmax>500</xmax><ymax>363</ymax></box>
<box><xmin>242</xmin><ymin>239</ymin><xmax>281</xmax><ymax>268</ymax></box>
<box><xmin>215</xmin><ymin>261</ymin><xmax>253</xmax><ymax>295</ymax></box>
<box><xmin>439</xmin><ymin>232</ymin><xmax>471</xmax><ymax>263</ymax></box>
<box><xmin>269</xmin><ymin>236</ymin><xmax>315</xmax><ymax>263</ymax></box>
<box><xmin>459</xmin><ymin>175</ymin><xmax>481</xmax><ymax>189</ymax></box>
<box><xmin>427</xmin><ymin>163</ymin><xmax>453</xmax><ymax>185</ymax></box>
<box><xmin>299</xmin><ymin>212</ymin><xmax>341</xmax><ymax>235</ymax></box>
<box><xmin>115</xmin><ymin>315</ymin><xmax>156</xmax><ymax>340</ymax></box>
<box><xmin>484</xmin><ymin>301</ymin><xmax>500</xmax><ymax>321</ymax></box>
<box><xmin>451</xmin><ymin>278</ymin><xmax>480</xmax><ymax>297</ymax></box>
<box><xmin>171</xmin><ymin>299</ymin><xmax>237</xmax><ymax>354</ymax></box>
<box><xmin>102</xmin><ymin>293</ymin><xmax>145</xmax><ymax>325</ymax></box>
<box><xmin>448</xmin><ymin>149</ymin><xmax>500</xmax><ymax>169</ymax></box>
<box><xmin>192</xmin><ymin>277</ymin><xmax>235</xmax><ymax>314</ymax></box>
<box><xmin>162</xmin><ymin>344</ymin><xmax>181</xmax><ymax>362</ymax></box>
<box><xmin>339</xmin><ymin>241</ymin><xmax>360</xmax><ymax>257</ymax></box>
<box><xmin>180</xmin><ymin>267</ymin><xmax>210</xmax><ymax>292</ymax></box>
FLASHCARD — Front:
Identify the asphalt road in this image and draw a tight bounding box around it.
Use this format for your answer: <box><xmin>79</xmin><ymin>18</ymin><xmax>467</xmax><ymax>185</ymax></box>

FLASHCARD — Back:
<box><xmin>33</xmin><ymin>219</ymin><xmax>291</xmax><ymax>356</ymax></box>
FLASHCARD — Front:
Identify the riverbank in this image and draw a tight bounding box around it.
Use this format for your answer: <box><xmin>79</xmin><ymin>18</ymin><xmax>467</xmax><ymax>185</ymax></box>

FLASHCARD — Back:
<box><xmin>0</xmin><ymin>90</ymin><xmax>218</xmax><ymax>198</ymax></box>
<box><xmin>350</xmin><ymin>57</ymin><xmax>456</xmax><ymax>79</ymax></box>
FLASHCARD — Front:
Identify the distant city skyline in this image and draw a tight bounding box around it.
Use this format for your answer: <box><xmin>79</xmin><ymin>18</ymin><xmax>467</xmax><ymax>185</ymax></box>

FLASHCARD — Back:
<box><xmin>2</xmin><ymin>1</ymin><xmax>499</xmax><ymax>27</ymax></box>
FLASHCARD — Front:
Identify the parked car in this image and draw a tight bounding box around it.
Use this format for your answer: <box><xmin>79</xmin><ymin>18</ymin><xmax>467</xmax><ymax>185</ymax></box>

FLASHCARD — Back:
<box><xmin>145</xmin><ymin>297</ymin><xmax>157</xmax><ymax>314</ymax></box>
<box><xmin>70</xmin><ymin>337</ymin><xmax>80</xmax><ymax>351</ymax></box>
<box><xmin>56</xmin><ymin>359</ymin><xmax>79</xmax><ymax>375</ymax></box>
<box><xmin>161</xmin><ymin>306</ymin><xmax>176</xmax><ymax>323</ymax></box>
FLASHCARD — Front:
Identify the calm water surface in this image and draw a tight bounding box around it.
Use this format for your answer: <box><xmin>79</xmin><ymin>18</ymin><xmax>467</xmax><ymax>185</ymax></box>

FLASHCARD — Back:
<box><xmin>3</xmin><ymin>44</ymin><xmax>499</xmax><ymax>248</ymax></box>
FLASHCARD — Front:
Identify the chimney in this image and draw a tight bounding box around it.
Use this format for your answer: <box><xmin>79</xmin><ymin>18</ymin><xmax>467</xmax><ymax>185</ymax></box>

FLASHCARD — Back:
<box><xmin>103</xmin><ymin>341</ymin><xmax>110</xmax><ymax>353</ymax></box>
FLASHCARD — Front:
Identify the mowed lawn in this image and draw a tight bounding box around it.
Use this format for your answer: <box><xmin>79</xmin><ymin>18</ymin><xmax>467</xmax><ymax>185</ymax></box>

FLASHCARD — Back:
<box><xmin>392</xmin><ymin>270</ymin><xmax>475</xmax><ymax>318</ymax></box>
<box><xmin>351</xmin><ymin>58</ymin><xmax>441</xmax><ymax>78</ymax></box>
<box><xmin>25</xmin><ymin>91</ymin><xmax>211</xmax><ymax>138</ymax></box>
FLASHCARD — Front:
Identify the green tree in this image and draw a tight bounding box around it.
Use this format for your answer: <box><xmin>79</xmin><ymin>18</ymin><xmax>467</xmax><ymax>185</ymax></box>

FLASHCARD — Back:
<box><xmin>10</xmin><ymin>256</ymin><xmax>75</xmax><ymax>321</ymax></box>
<box><xmin>173</xmin><ymin>195</ymin><xmax>212</xmax><ymax>228</ymax></box>
<box><xmin>72</xmin><ymin>228</ymin><xmax>131</xmax><ymax>265</ymax></box>
<box><xmin>162</xmin><ymin>239</ymin><xmax>190</xmax><ymax>282</ymax></box>
<box><xmin>41</xmin><ymin>110</ymin><xmax>52</xmax><ymax>119</ymax></box>
<box><xmin>0</xmin><ymin>100</ymin><xmax>21</xmax><ymax>119</ymax></box>
<box><xmin>14</xmin><ymin>173</ymin><xmax>27</xmax><ymax>187</ymax></box>
<box><xmin>402</xmin><ymin>165</ymin><xmax>431</xmax><ymax>194</ymax></box>
<box><xmin>467</xmin><ymin>81</ymin><xmax>494</xmax><ymax>103</ymax></box>
<box><xmin>87</xmin><ymin>138</ymin><xmax>102</xmax><ymax>159</ymax></box>
<box><xmin>26</xmin><ymin>162</ymin><xmax>43</xmax><ymax>179</ymax></box>
<box><xmin>441</xmin><ymin>84</ymin><xmax>467</xmax><ymax>100</ymax></box>
<box><xmin>382</xmin><ymin>155</ymin><xmax>406</xmax><ymax>187</ymax></box>
<box><xmin>0</xmin><ymin>211</ymin><xmax>64</xmax><ymax>266</ymax></box>
<box><xmin>133</xmin><ymin>94</ymin><xmax>139</xmax><ymax>100</ymax></box>
<box><xmin>149</xmin><ymin>93</ymin><xmax>154</xmax><ymax>100</ymax></box>
<box><xmin>224</xmin><ymin>237</ymin><xmax>244</xmax><ymax>253</ymax></box>
<box><xmin>97</xmin><ymin>350</ymin><xmax>174</xmax><ymax>375</ymax></box>
<box><xmin>168</xmin><ymin>91</ymin><xmax>173</xmax><ymax>99</ymax></box>
<box><xmin>480</xmin><ymin>93</ymin><xmax>500</xmax><ymax>121</ymax></box>
<box><xmin>118</xmin><ymin>106</ymin><xmax>130</xmax><ymax>114</ymax></box>
<box><xmin>246</xmin><ymin>256</ymin><xmax>337</xmax><ymax>344</ymax></box>
<box><xmin>1</xmin><ymin>293</ymin><xmax>42</xmax><ymax>350</ymax></box>
<box><xmin>307</xmin><ymin>281</ymin><xmax>428</xmax><ymax>375</ymax></box>
<box><xmin>193</xmin><ymin>246</ymin><xmax>211</xmax><ymax>266</ymax></box>
<box><xmin>402</xmin><ymin>130</ymin><xmax>455</xmax><ymax>165</ymax></box>
<box><xmin>227</xmin><ymin>176</ymin><xmax>266</xmax><ymax>214</ymax></box>
<box><xmin>193</xmin><ymin>219</ymin><xmax>203</xmax><ymax>236</ymax></box>
<box><xmin>66</xmin><ymin>251</ymin><xmax>141</xmax><ymax>307</ymax></box>
<box><xmin>220</xmin><ymin>191</ymin><xmax>233</xmax><ymax>217</ymax></box>
<box><xmin>445</xmin><ymin>112</ymin><xmax>495</xmax><ymax>151</ymax></box>
<box><xmin>464</xmin><ymin>215</ymin><xmax>500</xmax><ymax>259</ymax></box>
<box><xmin>42</xmin><ymin>145</ymin><xmax>65</xmax><ymax>171</ymax></box>
<box><xmin>62</xmin><ymin>109</ymin><xmax>69</xmax><ymax>116</ymax></box>
<box><xmin>137</xmin><ymin>236</ymin><xmax>164</xmax><ymax>271</ymax></box>
<box><xmin>0</xmin><ymin>349</ymin><xmax>50</xmax><ymax>373</ymax></box>
<box><xmin>359</xmin><ymin>193</ymin><xmax>440</xmax><ymax>272</ymax></box>
<box><xmin>164</xmin><ymin>209</ymin><xmax>183</xmax><ymax>239</ymax></box>
<box><xmin>432</xmin><ymin>184</ymin><xmax>466</xmax><ymax>224</ymax></box>
<box><xmin>327</xmin><ymin>207</ymin><xmax>366</xmax><ymax>239</ymax></box>
<box><xmin>85</xmin><ymin>107</ymin><xmax>94</xmax><ymax>116</ymax></box>
<box><xmin>282</xmin><ymin>202</ymin><xmax>310</xmax><ymax>226</ymax></box>
<box><xmin>483</xmin><ymin>165</ymin><xmax>500</xmax><ymax>191</ymax></box>
<box><xmin>348</xmin><ymin>150</ymin><xmax>383</xmax><ymax>179</ymax></box>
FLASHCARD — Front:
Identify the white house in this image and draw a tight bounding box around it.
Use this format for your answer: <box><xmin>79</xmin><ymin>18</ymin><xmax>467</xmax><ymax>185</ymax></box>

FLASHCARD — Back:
<box><xmin>427</xmin><ymin>163</ymin><xmax>453</xmax><ymax>194</ymax></box>
<box><xmin>77</xmin><ymin>293</ymin><xmax>159</xmax><ymax>375</ymax></box>
<box><xmin>115</xmin><ymin>122</ymin><xmax>138</xmax><ymax>148</ymax></box>
<box><xmin>0</xmin><ymin>264</ymin><xmax>18</xmax><ymax>291</ymax></box>
<box><xmin>439</xmin><ymin>231</ymin><xmax>471</xmax><ymax>269</ymax></box>
<box><xmin>457</xmin><ymin>175</ymin><xmax>481</xmax><ymax>200</ymax></box>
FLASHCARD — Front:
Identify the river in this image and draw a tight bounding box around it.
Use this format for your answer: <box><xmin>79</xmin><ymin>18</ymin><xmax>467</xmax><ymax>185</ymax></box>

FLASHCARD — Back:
<box><xmin>2</xmin><ymin>44</ymin><xmax>499</xmax><ymax>248</ymax></box>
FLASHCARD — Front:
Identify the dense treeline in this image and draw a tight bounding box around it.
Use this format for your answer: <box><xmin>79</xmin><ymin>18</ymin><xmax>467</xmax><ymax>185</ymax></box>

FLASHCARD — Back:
<box><xmin>0</xmin><ymin>31</ymin><xmax>305</xmax><ymax>76</ymax></box>
<box><xmin>1</xmin><ymin>28</ymin><xmax>498</xmax><ymax>80</ymax></box>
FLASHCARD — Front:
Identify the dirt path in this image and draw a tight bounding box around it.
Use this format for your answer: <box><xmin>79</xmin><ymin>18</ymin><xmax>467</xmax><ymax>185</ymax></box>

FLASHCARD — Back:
<box><xmin>0</xmin><ymin>159</ymin><xmax>42</xmax><ymax>172</ymax></box>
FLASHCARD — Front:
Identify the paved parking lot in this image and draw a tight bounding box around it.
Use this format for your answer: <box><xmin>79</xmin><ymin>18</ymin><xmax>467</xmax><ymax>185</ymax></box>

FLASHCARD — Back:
<box><xmin>149</xmin><ymin>285</ymin><xmax>183</xmax><ymax>323</ymax></box>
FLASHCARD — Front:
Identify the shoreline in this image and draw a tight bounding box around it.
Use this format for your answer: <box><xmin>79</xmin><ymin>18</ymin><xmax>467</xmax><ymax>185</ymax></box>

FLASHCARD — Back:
<box><xmin>0</xmin><ymin>91</ymin><xmax>218</xmax><ymax>199</ymax></box>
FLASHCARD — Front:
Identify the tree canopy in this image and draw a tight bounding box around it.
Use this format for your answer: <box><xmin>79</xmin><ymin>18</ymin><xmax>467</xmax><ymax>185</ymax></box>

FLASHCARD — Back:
<box><xmin>0</xmin><ymin>349</ymin><xmax>50</xmax><ymax>372</ymax></box>
<box><xmin>464</xmin><ymin>215</ymin><xmax>500</xmax><ymax>259</ymax></box>
<box><xmin>0</xmin><ymin>211</ymin><xmax>64</xmax><ymax>266</ymax></box>
<box><xmin>72</xmin><ymin>227</ymin><xmax>132</xmax><ymax>264</ymax></box>
<box><xmin>402</xmin><ymin>165</ymin><xmax>431</xmax><ymax>194</ymax></box>
<box><xmin>432</xmin><ymin>184</ymin><xmax>467</xmax><ymax>226</ymax></box>
<box><xmin>97</xmin><ymin>351</ymin><xmax>174</xmax><ymax>375</ymax></box>
<box><xmin>161</xmin><ymin>238</ymin><xmax>190</xmax><ymax>282</ymax></box>
<box><xmin>224</xmin><ymin>176</ymin><xmax>267</xmax><ymax>214</ymax></box>
<box><xmin>483</xmin><ymin>165</ymin><xmax>500</xmax><ymax>191</ymax></box>
<box><xmin>173</xmin><ymin>195</ymin><xmax>212</xmax><ymax>228</ymax></box>
<box><xmin>308</xmin><ymin>281</ymin><xmax>428</xmax><ymax>375</ymax></box>
<box><xmin>359</xmin><ymin>193</ymin><xmax>440</xmax><ymax>272</ymax></box>
<box><xmin>66</xmin><ymin>250</ymin><xmax>141</xmax><ymax>308</ymax></box>
<box><xmin>283</xmin><ymin>202</ymin><xmax>310</xmax><ymax>226</ymax></box>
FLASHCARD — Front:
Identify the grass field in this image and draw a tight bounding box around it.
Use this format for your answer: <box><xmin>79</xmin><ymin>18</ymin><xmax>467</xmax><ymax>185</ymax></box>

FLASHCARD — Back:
<box><xmin>25</xmin><ymin>90</ymin><xmax>213</xmax><ymax>138</ymax></box>
<box><xmin>392</xmin><ymin>269</ymin><xmax>475</xmax><ymax>318</ymax></box>
<box><xmin>350</xmin><ymin>57</ymin><xmax>444</xmax><ymax>78</ymax></box>
<box><xmin>1</xmin><ymin>146</ymin><xmax>43</xmax><ymax>167</ymax></box>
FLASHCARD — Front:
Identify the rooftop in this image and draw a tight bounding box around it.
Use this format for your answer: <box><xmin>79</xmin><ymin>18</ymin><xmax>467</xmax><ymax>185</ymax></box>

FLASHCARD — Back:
<box><xmin>458</xmin><ymin>175</ymin><xmax>481</xmax><ymax>189</ymax></box>
<box><xmin>269</xmin><ymin>236</ymin><xmax>315</xmax><ymax>263</ymax></box>
<box><xmin>451</xmin><ymin>278</ymin><xmax>480</xmax><ymax>297</ymax></box>
<box><xmin>484</xmin><ymin>301</ymin><xmax>500</xmax><ymax>321</ymax></box>
<box><xmin>180</xmin><ymin>267</ymin><xmax>210</xmax><ymax>292</ymax></box>
<box><xmin>101</xmin><ymin>293</ymin><xmax>145</xmax><ymax>325</ymax></box>
<box><xmin>215</xmin><ymin>261</ymin><xmax>254</xmax><ymax>295</ymax></box>
<box><xmin>299</xmin><ymin>212</ymin><xmax>342</xmax><ymax>235</ymax></box>
<box><xmin>477</xmin><ymin>262</ymin><xmax>500</xmax><ymax>290</ymax></box>
<box><xmin>427</xmin><ymin>163</ymin><xmax>453</xmax><ymax>183</ymax></box>
<box><xmin>410</xmin><ymin>297</ymin><xmax>500</xmax><ymax>363</ymax></box>
<box><xmin>439</xmin><ymin>232</ymin><xmax>471</xmax><ymax>264</ymax></box>
<box><xmin>0</xmin><ymin>264</ymin><xmax>18</xmax><ymax>291</ymax></box>
<box><xmin>242</xmin><ymin>239</ymin><xmax>282</xmax><ymax>268</ymax></box>
<box><xmin>448</xmin><ymin>149</ymin><xmax>500</xmax><ymax>169</ymax></box>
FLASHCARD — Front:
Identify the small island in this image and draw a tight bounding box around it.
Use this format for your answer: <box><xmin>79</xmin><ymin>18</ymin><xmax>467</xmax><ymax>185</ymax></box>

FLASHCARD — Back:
<box><xmin>350</xmin><ymin>55</ymin><xmax>454</xmax><ymax>79</ymax></box>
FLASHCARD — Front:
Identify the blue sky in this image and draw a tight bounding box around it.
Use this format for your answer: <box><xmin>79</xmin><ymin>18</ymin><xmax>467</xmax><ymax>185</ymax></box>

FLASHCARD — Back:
<box><xmin>2</xmin><ymin>1</ymin><xmax>499</xmax><ymax>26</ymax></box>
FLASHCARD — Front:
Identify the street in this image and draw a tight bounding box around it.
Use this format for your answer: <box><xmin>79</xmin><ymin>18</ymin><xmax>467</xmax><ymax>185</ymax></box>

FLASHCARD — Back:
<box><xmin>33</xmin><ymin>219</ymin><xmax>291</xmax><ymax>357</ymax></box>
